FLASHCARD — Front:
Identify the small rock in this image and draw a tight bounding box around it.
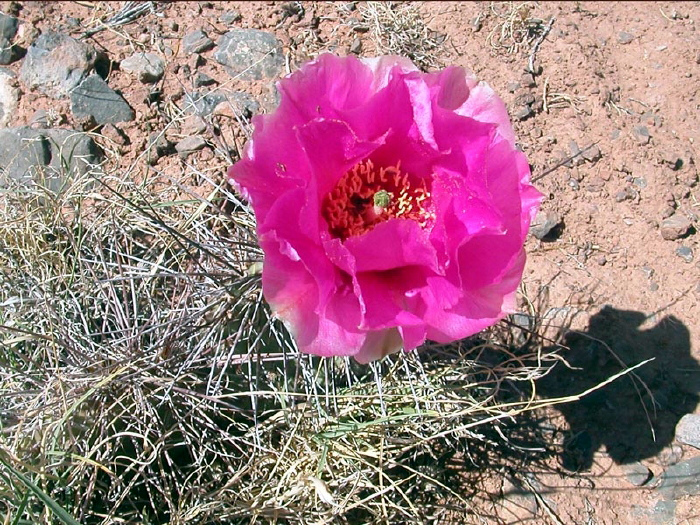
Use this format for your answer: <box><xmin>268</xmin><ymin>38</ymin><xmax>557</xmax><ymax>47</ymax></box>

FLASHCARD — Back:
<box><xmin>514</xmin><ymin>92</ymin><xmax>535</xmax><ymax>106</ymax></box>
<box><xmin>568</xmin><ymin>140</ymin><xmax>585</xmax><ymax>166</ymax></box>
<box><xmin>20</xmin><ymin>31</ymin><xmax>101</xmax><ymax>98</ymax></box>
<box><xmin>660</xmin><ymin>206</ymin><xmax>675</xmax><ymax>219</ymax></box>
<box><xmin>596</xmin><ymin>255</ymin><xmax>607</xmax><ymax>266</ymax></box>
<box><xmin>521</xmin><ymin>72</ymin><xmax>536</xmax><ymax>87</ymax></box>
<box><xmin>530</xmin><ymin>210</ymin><xmax>562</xmax><ymax>240</ymax></box>
<box><xmin>618</xmin><ymin>31</ymin><xmax>634</xmax><ymax>44</ymax></box>
<box><xmin>175</xmin><ymin>135</ymin><xmax>207</xmax><ymax>157</ymax></box>
<box><xmin>614</xmin><ymin>186</ymin><xmax>637</xmax><ymax>202</ymax></box>
<box><xmin>471</xmin><ymin>16</ymin><xmax>482</xmax><ymax>33</ymax></box>
<box><xmin>70</xmin><ymin>74</ymin><xmax>135</xmax><ymax>124</ymax></box>
<box><xmin>656</xmin><ymin>456</ymin><xmax>700</xmax><ymax>499</ymax></box>
<box><xmin>622</xmin><ymin>461</ymin><xmax>653</xmax><ymax>486</ymax></box>
<box><xmin>146</xmin><ymin>132</ymin><xmax>174</xmax><ymax>165</ymax></box>
<box><xmin>675</xmin><ymin>414</ymin><xmax>700</xmax><ymax>449</ymax></box>
<box><xmin>582</xmin><ymin>144</ymin><xmax>602</xmax><ymax>163</ymax></box>
<box><xmin>349</xmin><ymin>37</ymin><xmax>362</xmax><ymax>55</ymax></box>
<box><xmin>507</xmin><ymin>81</ymin><xmax>520</xmax><ymax>93</ymax></box>
<box><xmin>214</xmin><ymin>29</ymin><xmax>284</xmax><ymax>81</ymax></box>
<box><xmin>220</xmin><ymin>9</ymin><xmax>242</xmax><ymax>24</ymax></box>
<box><xmin>633</xmin><ymin>125</ymin><xmax>651</xmax><ymax>145</ymax></box>
<box><xmin>585</xmin><ymin>176</ymin><xmax>606</xmax><ymax>192</ymax></box>
<box><xmin>515</xmin><ymin>105</ymin><xmax>533</xmax><ymax>121</ymax></box>
<box><xmin>658</xmin><ymin>444</ymin><xmax>684</xmax><ymax>467</ymax></box>
<box><xmin>182</xmin><ymin>29</ymin><xmax>215</xmax><ymax>54</ymax></box>
<box><xmin>675</xmin><ymin>246</ymin><xmax>693</xmax><ymax>263</ymax></box>
<box><xmin>120</xmin><ymin>53</ymin><xmax>165</xmax><ymax>83</ymax></box>
<box><xmin>100</xmin><ymin>123</ymin><xmax>129</xmax><ymax>146</ymax></box>
<box><xmin>660</xmin><ymin>213</ymin><xmax>692</xmax><ymax>240</ymax></box>
<box><xmin>193</xmin><ymin>72</ymin><xmax>217</xmax><ymax>88</ymax></box>
<box><xmin>0</xmin><ymin>67</ymin><xmax>19</xmax><ymax>127</ymax></box>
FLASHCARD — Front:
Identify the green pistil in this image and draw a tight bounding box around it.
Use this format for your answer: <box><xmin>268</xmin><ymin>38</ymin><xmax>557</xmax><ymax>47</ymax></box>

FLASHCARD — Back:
<box><xmin>373</xmin><ymin>190</ymin><xmax>391</xmax><ymax>209</ymax></box>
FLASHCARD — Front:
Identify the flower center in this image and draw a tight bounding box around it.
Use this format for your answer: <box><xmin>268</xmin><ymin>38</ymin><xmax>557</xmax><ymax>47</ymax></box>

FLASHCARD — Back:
<box><xmin>322</xmin><ymin>159</ymin><xmax>433</xmax><ymax>240</ymax></box>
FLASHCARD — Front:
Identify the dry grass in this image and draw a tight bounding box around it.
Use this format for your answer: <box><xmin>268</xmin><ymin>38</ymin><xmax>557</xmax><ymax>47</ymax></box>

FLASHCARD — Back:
<box><xmin>359</xmin><ymin>2</ymin><xmax>445</xmax><ymax>71</ymax></box>
<box><xmin>0</xmin><ymin>154</ymin><xmax>609</xmax><ymax>524</ymax></box>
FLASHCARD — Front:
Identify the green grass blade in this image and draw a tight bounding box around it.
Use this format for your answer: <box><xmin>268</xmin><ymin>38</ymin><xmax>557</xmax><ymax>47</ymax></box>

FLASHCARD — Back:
<box><xmin>0</xmin><ymin>456</ymin><xmax>81</xmax><ymax>525</ymax></box>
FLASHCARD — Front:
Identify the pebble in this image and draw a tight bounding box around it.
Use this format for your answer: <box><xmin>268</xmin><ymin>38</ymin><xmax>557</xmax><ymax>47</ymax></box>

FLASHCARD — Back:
<box><xmin>507</xmin><ymin>81</ymin><xmax>520</xmax><ymax>93</ymax></box>
<box><xmin>515</xmin><ymin>105</ymin><xmax>533</xmax><ymax>121</ymax></box>
<box><xmin>618</xmin><ymin>31</ymin><xmax>635</xmax><ymax>44</ymax></box>
<box><xmin>120</xmin><ymin>52</ymin><xmax>165</xmax><ymax>83</ymax></box>
<box><xmin>193</xmin><ymin>72</ymin><xmax>217</xmax><ymax>88</ymax></box>
<box><xmin>614</xmin><ymin>186</ymin><xmax>637</xmax><ymax>202</ymax></box>
<box><xmin>100</xmin><ymin>123</ymin><xmax>129</xmax><ymax>146</ymax></box>
<box><xmin>220</xmin><ymin>10</ymin><xmax>242</xmax><ymax>24</ymax></box>
<box><xmin>633</xmin><ymin>125</ymin><xmax>651</xmax><ymax>144</ymax></box>
<box><xmin>658</xmin><ymin>443</ymin><xmax>683</xmax><ymax>467</ymax></box>
<box><xmin>675</xmin><ymin>246</ymin><xmax>693</xmax><ymax>263</ymax></box>
<box><xmin>675</xmin><ymin>414</ymin><xmax>700</xmax><ymax>449</ymax></box>
<box><xmin>214</xmin><ymin>29</ymin><xmax>284</xmax><ymax>81</ymax></box>
<box><xmin>530</xmin><ymin>210</ymin><xmax>562</xmax><ymax>240</ymax></box>
<box><xmin>656</xmin><ymin>456</ymin><xmax>700</xmax><ymax>500</ymax></box>
<box><xmin>349</xmin><ymin>37</ymin><xmax>362</xmax><ymax>55</ymax></box>
<box><xmin>182</xmin><ymin>29</ymin><xmax>215</xmax><ymax>55</ymax></box>
<box><xmin>622</xmin><ymin>461</ymin><xmax>653</xmax><ymax>486</ymax></box>
<box><xmin>70</xmin><ymin>74</ymin><xmax>135</xmax><ymax>124</ymax></box>
<box><xmin>582</xmin><ymin>144</ymin><xmax>602</xmax><ymax>163</ymax></box>
<box><xmin>146</xmin><ymin>132</ymin><xmax>174</xmax><ymax>165</ymax></box>
<box><xmin>660</xmin><ymin>213</ymin><xmax>692</xmax><ymax>240</ymax></box>
<box><xmin>521</xmin><ymin>72</ymin><xmax>536</xmax><ymax>87</ymax></box>
<box><xmin>175</xmin><ymin>135</ymin><xmax>207</xmax><ymax>157</ymax></box>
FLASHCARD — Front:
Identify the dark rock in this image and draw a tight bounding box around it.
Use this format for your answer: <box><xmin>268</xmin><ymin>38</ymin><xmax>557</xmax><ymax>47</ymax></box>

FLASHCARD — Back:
<box><xmin>530</xmin><ymin>210</ymin><xmax>562</xmax><ymax>240</ymax></box>
<box><xmin>507</xmin><ymin>81</ymin><xmax>520</xmax><ymax>93</ymax></box>
<box><xmin>0</xmin><ymin>67</ymin><xmax>19</xmax><ymax>127</ymax></box>
<box><xmin>618</xmin><ymin>31</ymin><xmax>634</xmax><ymax>44</ymax></box>
<box><xmin>349</xmin><ymin>37</ymin><xmax>362</xmax><ymax>55</ymax></box>
<box><xmin>0</xmin><ymin>13</ymin><xmax>19</xmax><ymax>64</ymax></box>
<box><xmin>175</xmin><ymin>135</ymin><xmax>207</xmax><ymax>157</ymax></box>
<box><xmin>186</xmin><ymin>90</ymin><xmax>260</xmax><ymax>118</ymax></box>
<box><xmin>220</xmin><ymin>10</ymin><xmax>242</xmax><ymax>24</ymax></box>
<box><xmin>514</xmin><ymin>105</ymin><xmax>533</xmax><ymax>121</ymax></box>
<box><xmin>20</xmin><ymin>31</ymin><xmax>101</xmax><ymax>98</ymax></box>
<box><xmin>214</xmin><ymin>29</ymin><xmax>284</xmax><ymax>80</ymax></box>
<box><xmin>656</xmin><ymin>456</ymin><xmax>700</xmax><ymax>500</ymax></box>
<box><xmin>193</xmin><ymin>72</ymin><xmax>217</xmax><ymax>88</ymax></box>
<box><xmin>0</xmin><ymin>127</ymin><xmax>102</xmax><ymax>192</ymax></box>
<box><xmin>622</xmin><ymin>461</ymin><xmax>653</xmax><ymax>486</ymax></box>
<box><xmin>675</xmin><ymin>245</ymin><xmax>693</xmax><ymax>263</ymax></box>
<box><xmin>660</xmin><ymin>213</ymin><xmax>692</xmax><ymax>240</ymax></box>
<box><xmin>633</xmin><ymin>125</ymin><xmax>651</xmax><ymax>144</ymax></box>
<box><xmin>120</xmin><ymin>52</ymin><xmax>165</xmax><ymax>83</ymax></box>
<box><xmin>0</xmin><ymin>13</ymin><xmax>18</xmax><ymax>41</ymax></box>
<box><xmin>182</xmin><ymin>29</ymin><xmax>215</xmax><ymax>54</ymax></box>
<box><xmin>515</xmin><ymin>92</ymin><xmax>535</xmax><ymax>106</ymax></box>
<box><xmin>70</xmin><ymin>74</ymin><xmax>135</xmax><ymax>124</ymax></box>
<box><xmin>675</xmin><ymin>414</ymin><xmax>700</xmax><ymax>449</ymax></box>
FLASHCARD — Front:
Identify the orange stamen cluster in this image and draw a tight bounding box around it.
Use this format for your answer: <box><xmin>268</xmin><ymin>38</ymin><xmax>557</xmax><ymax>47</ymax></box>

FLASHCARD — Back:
<box><xmin>322</xmin><ymin>159</ymin><xmax>433</xmax><ymax>240</ymax></box>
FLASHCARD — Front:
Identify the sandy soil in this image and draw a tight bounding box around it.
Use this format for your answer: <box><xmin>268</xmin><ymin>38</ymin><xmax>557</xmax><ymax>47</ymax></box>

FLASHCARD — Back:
<box><xmin>2</xmin><ymin>1</ymin><xmax>699</xmax><ymax>523</ymax></box>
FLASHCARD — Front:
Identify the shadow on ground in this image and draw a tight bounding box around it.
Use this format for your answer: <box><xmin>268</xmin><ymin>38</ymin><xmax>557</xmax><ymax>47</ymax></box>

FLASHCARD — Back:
<box><xmin>536</xmin><ymin>305</ymin><xmax>700</xmax><ymax>471</ymax></box>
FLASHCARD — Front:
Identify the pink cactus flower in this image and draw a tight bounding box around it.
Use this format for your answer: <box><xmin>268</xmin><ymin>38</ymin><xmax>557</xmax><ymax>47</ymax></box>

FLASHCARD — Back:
<box><xmin>228</xmin><ymin>54</ymin><xmax>542</xmax><ymax>363</ymax></box>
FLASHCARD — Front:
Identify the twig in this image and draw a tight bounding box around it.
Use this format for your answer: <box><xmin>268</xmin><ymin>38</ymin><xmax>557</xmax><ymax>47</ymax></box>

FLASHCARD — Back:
<box><xmin>532</xmin><ymin>142</ymin><xmax>600</xmax><ymax>183</ymax></box>
<box><xmin>528</xmin><ymin>17</ymin><xmax>555</xmax><ymax>74</ymax></box>
<box><xmin>81</xmin><ymin>1</ymin><xmax>157</xmax><ymax>39</ymax></box>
